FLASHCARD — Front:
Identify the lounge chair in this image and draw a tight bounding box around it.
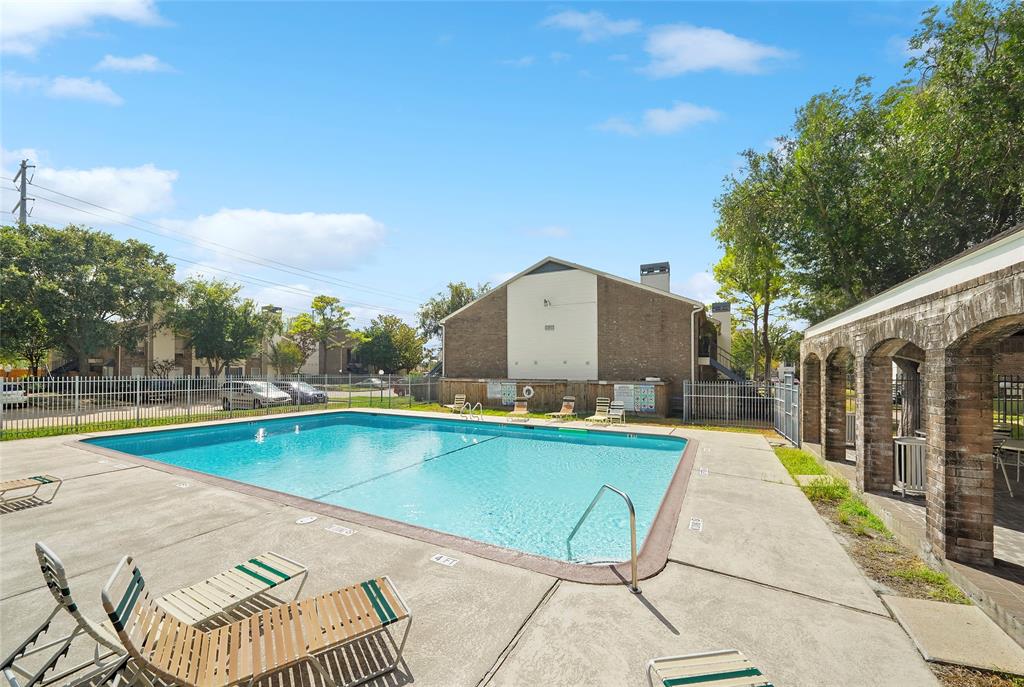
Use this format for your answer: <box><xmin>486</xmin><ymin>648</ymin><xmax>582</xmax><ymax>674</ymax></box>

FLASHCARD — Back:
<box><xmin>102</xmin><ymin>555</ymin><xmax>412</xmax><ymax>687</ymax></box>
<box><xmin>0</xmin><ymin>475</ymin><xmax>61</xmax><ymax>506</ymax></box>
<box><xmin>545</xmin><ymin>396</ymin><xmax>577</xmax><ymax>421</ymax></box>
<box><xmin>2</xmin><ymin>544</ymin><xmax>309</xmax><ymax>687</ymax></box>
<box><xmin>586</xmin><ymin>397</ymin><xmax>611</xmax><ymax>423</ymax></box>
<box><xmin>443</xmin><ymin>394</ymin><xmax>467</xmax><ymax>413</ymax></box>
<box><xmin>647</xmin><ymin>649</ymin><xmax>773</xmax><ymax>687</ymax></box>
<box><xmin>507</xmin><ymin>397</ymin><xmax>530</xmax><ymax>422</ymax></box>
<box><xmin>2</xmin><ymin>542</ymin><xmax>125</xmax><ymax>687</ymax></box>
<box><xmin>608</xmin><ymin>400</ymin><xmax>627</xmax><ymax>426</ymax></box>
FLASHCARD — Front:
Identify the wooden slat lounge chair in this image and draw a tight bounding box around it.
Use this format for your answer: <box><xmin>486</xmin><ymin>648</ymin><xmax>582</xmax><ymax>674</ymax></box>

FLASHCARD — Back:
<box><xmin>647</xmin><ymin>649</ymin><xmax>773</xmax><ymax>687</ymax></box>
<box><xmin>102</xmin><ymin>555</ymin><xmax>412</xmax><ymax>687</ymax></box>
<box><xmin>506</xmin><ymin>398</ymin><xmax>530</xmax><ymax>423</ymax></box>
<box><xmin>443</xmin><ymin>394</ymin><xmax>467</xmax><ymax>413</ymax></box>
<box><xmin>608</xmin><ymin>401</ymin><xmax>627</xmax><ymax>426</ymax></box>
<box><xmin>545</xmin><ymin>396</ymin><xmax>577</xmax><ymax>421</ymax></box>
<box><xmin>586</xmin><ymin>397</ymin><xmax>611</xmax><ymax>423</ymax></box>
<box><xmin>156</xmin><ymin>551</ymin><xmax>308</xmax><ymax>626</ymax></box>
<box><xmin>0</xmin><ymin>475</ymin><xmax>61</xmax><ymax>506</ymax></box>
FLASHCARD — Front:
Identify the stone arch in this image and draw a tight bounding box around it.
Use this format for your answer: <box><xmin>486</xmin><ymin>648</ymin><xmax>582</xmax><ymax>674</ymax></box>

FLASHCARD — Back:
<box><xmin>856</xmin><ymin>337</ymin><xmax>917</xmax><ymax>492</ymax></box>
<box><xmin>801</xmin><ymin>353</ymin><xmax>822</xmax><ymax>445</ymax></box>
<box><xmin>822</xmin><ymin>346</ymin><xmax>853</xmax><ymax>462</ymax></box>
<box><xmin>925</xmin><ymin>312</ymin><xmax>1024</xmax><ymax>566</ymax></box>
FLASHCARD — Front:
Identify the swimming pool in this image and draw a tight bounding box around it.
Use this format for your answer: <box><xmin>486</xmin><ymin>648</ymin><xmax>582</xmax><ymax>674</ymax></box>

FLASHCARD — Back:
<box><xmin>84</xmin><ymin>412</ymin><xmax>687</xmax><ymax>564</ymax></box>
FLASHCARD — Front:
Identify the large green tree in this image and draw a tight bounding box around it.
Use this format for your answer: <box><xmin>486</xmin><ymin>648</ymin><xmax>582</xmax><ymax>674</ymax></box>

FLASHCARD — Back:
<box><xmin>287</xmin><ymin>295</ymin><xmax>353</xmax><ymax>372</ymax></box>
<box><xmin>417</xmin><ymin>282</ymin><xmax>490</xmax><ymax>342</ymax></box>
<box><xmin>357</xmin><ymin>315</ymin><xmax>425</xmax><ymax>374</ymax></box>
<box><xmin>721</xmin><ymin>0</ymin><xmax>1023</xmax><ymax>324</ymax></box>
<box><xmin>166</xmin><ymin>279</ymin><xmax>277</xmax><ymax>377</ymax></box>
<box><xmin>1</xmin><ymin>223</ymin><xmax>177</xmax><ymax>374</ymax></box>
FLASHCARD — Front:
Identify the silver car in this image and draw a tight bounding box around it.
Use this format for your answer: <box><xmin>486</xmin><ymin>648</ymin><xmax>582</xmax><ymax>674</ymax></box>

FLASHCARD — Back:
<box><xmin>220</xmin><ymin>381</ymin><xmax>291</xmax><ymax>410</ymax></box>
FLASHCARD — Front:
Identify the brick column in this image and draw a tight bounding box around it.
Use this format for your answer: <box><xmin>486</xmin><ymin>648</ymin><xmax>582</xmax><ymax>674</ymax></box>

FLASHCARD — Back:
<box><xmin>856</xmin><ymin>354</ymin><xmax>894</xmax><ymax>492</ymax></box>
<box><xmin>923</xmin><ymin>347</ymin><xmax>995</xmax><ymax>566</ymax></box>
<box><xmin>821</xmin><ymin>354</ymin><xmax>848</xmax><ymax>462</ymax></box>
<box><xmin>801</xmin><ymin>356</ymin><xmax>821</xmax><ymax>445</ymax></box>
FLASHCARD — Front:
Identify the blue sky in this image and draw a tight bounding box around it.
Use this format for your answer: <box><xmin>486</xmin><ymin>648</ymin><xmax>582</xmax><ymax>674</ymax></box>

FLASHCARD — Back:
<box><xmin>2</xmin><ymin>1</ymin><xmax>931</xmax><ymax>329</ymax></box>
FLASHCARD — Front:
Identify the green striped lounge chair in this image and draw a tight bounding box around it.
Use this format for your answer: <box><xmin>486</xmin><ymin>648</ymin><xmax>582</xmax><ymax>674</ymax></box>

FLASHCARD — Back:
<box><xmin>0</xmin><ymin>475</ymin><xmax>61</xmax><ymax>506</ymax></box>
<box><xmin>102</xmin><ymin>555</ymin><xmax>412</xmax><ymax>687</ymax></box>
<box><xmin>647</xmin><ymin>649</ymin><xmax>773</xmax><ymax>687</ymax></box>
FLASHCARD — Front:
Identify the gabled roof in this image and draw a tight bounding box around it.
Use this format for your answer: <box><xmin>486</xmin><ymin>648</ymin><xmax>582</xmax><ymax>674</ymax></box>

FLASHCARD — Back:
<box><xmin>440</xmin><ymin>256</ymin><xmax>705</xmax><ymax>324</ymax></box>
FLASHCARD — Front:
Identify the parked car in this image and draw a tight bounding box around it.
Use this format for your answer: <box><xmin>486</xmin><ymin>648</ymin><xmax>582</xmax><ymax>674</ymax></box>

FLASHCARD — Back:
<box><xmin>1</xmin><ymin>382</ymin><xmax>29</xmax><ymax>407</ymax></box>
<box><xmin>220</xmin><ymin>381</ymin><xmax>291</xmax><ymax>410</ymax></box>
<box><xmin>275</xmin><ymin>380</ymin><xmax>327</xmax><ymax>405</ymax></box>
<box><xmin>113</xmin><ymin>378</ymin><xmax>178</xmax><ymax>403</ymax></box>
<box><xmin>356</xmin><ymin>377</ymin><xmax>387</xmax><ymax>389</ymax></box>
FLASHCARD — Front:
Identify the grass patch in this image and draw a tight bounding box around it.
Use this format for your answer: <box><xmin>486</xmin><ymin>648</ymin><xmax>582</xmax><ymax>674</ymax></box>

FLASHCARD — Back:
<box><xmin>774</xmin><ymin>446</ymin><xmax>826</xmax><ymax>477</ymax></box>
<box><xmin>837</xmin><ymin>496</ymin><xmax>890</xmax><ymax>536</ymax></box>
<box><xmin>801</xmin><ymin>475</ymin><xmax>851</xmax><ymax>503</ymax></box>
<box><xmin>893</xmin><ymin>562</ymin><xmax>971</xmax><ymax>604</ymax></box>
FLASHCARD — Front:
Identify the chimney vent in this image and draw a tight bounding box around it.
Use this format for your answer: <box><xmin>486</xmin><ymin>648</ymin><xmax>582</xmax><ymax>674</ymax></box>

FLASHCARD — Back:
<box><xmin>640</xmin><ymin>262</ymin><xmax>670</xmax><ymax>292</ymax></box>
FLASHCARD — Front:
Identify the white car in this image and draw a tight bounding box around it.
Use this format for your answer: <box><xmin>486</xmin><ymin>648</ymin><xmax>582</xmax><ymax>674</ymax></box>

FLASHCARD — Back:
<box><xmin>1</xmin><ymin>382</ymin><xmax>29</xmax><ymax>407</ymax></box>
<box><xmin>220</xmin><ymin>381</ymin><xmax>291</xmax><ymax>410</ymax></box>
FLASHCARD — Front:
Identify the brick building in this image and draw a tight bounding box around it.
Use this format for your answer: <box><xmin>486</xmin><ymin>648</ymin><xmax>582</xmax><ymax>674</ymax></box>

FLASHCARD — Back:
<box><xmin>440</xmin><ymin>258</ymin><xmax>723</xmax><ymax>407</ymax></box>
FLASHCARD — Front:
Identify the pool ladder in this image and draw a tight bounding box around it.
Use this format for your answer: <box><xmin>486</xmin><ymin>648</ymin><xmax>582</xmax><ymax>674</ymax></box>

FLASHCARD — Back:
<box><xmin>460</xmin><ymin>402</ymin><xmax>483</xmax><ymax>421</ymax></box>
<box><xmin>566</xmin><ymin>484</ymin><xmax>639</xmax><ymax>594</ymax></box>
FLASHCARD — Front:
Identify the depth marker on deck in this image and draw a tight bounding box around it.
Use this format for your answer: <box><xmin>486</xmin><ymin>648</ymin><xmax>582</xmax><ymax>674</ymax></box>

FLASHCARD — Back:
<box><xmin>325</xmin><ymin>524</ymin><xmax>355</xmax><ymax>536</ymax></box>
<box><xmin>689</xmin><ymin>518</ymin><xmax>703</xmax><ymax>532</ymax></box>
<box><xmin>430</xmin><ymin>553</ymin><xmax>459</xmax><ymax>567</ymax></box>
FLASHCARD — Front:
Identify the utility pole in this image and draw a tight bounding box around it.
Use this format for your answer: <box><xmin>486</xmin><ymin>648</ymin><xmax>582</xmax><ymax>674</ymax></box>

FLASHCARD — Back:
<box><xmin>12</xmin><ymin>159</ymin><xmax>35</xmax><ymax>226</ymax></box>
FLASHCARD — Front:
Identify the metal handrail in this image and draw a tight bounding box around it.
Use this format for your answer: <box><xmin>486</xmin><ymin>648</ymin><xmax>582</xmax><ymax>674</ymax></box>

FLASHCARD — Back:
<box><xmin>460</xmin><ymin>402</ymin><xmax>483</xmax><ymax>420</ymax></box>
<box><xmin>566</xmin><ymin>484</ymin><xmax>639</xmax><ymax>593</ymax></box>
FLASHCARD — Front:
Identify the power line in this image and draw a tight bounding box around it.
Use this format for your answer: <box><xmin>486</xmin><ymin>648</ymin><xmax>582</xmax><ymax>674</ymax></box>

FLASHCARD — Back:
<box><xmin>25</xmin><ymin>208</ymin><xmax>409</xmax><ymax>328</ymax></box>
<box><xmin>10</xmin><ymin>176</ymin><xmax>423</xmax><ymax>305</ymax></box>
<box><xmin>28</xmin><ymin>195</ymin><xmax>418</xmax><ymax>318</ymax></box>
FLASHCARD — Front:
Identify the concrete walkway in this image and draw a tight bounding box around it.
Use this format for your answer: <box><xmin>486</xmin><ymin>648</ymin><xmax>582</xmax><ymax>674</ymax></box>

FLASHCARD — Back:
<box><xmin>0</xmin><ymin>417</ymin><xmax>939</xmax><ymax>686</ymax></box>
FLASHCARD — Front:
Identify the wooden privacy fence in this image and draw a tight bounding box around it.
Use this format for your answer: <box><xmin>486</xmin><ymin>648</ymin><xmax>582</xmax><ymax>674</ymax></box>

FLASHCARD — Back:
<box><xmin>439</xmin><ymin>378</ymin><xmax>670</xmax><ymax>417</ymax></box>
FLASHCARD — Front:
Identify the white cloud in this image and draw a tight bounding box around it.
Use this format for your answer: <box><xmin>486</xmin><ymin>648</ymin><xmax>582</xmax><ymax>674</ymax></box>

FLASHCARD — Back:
<box><xmin>596</xmin><ymin>101</ymin><xmax>719</xmax><ymax>136</ymax></box>
<box><xmin>542</xmin><ymin>10</ymin><xmax>641</xmax><ymax>42</ymax></box>
<box><xmin>164</xmin><ymin>209</ymin><xmax>387</xmax><ymax>273</ymax></box>
<box><xmin>95</xmin><ymin>53</ymin><xmax>174</xmax><ymax>72</ymax></box>
<box><xmin>643</xmin><ymin>102</ymin><xmax>720</xmax><ymax>134</ymax></box>
<box><xmin>680</xmin><ymin>271</ymin><xmax>719</xmax><ymax>304</ymax></box>
<box><xmin>1</xmin><ymin>149</ymin><xmax>178</xmax><ymax>224</ymax></box>
<box><xmin>500</xmin><ymin>55</ymin><xmax>535</xmax><ymax>67</ymax></box>
<box><xmin>3</xmin><ymin>71</ymin><xmax>124</xmax><ymax>105</ymax></box>
<box><xmin>47</xmin><ymin>76</ymin><xmax>124</xmax><ymax>105</ymax></box>
<box><xmin>527</xmin><ymin>225</ymin><xmax>571</xmax><ymax>239</ymax></box>
<box><xmin>1</xmin><ymin>0</ymin><xmax>162</xmax><ymax>55</ymax></box>
<box><xmin>549</xmin><ymin>51</ymin><xmax>570</xmax><ymax>63</ymax></box>
<box><xmin>643</xmin><ymin>24</ymin><xmax>791</xmax><ymax>77</ymax></box>
<box><xmin>608</xmin><ymin>53</ymin><xmax>630</xmax><ymax>62</ymax></box>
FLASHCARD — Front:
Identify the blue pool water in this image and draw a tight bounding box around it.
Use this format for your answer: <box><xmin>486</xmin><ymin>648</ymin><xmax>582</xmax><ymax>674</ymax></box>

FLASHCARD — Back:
<box><xmin>85</xmin><ymin>413</ymin><xmax>686</xmax><ymax>562</ymax></box>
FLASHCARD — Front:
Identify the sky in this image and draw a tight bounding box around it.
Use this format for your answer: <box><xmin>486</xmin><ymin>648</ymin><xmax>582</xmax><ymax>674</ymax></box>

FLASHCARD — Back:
<box><xmin>1</xmin><ymin>0</ymin><xmax>932</xmax><ymax>331</ymax></box>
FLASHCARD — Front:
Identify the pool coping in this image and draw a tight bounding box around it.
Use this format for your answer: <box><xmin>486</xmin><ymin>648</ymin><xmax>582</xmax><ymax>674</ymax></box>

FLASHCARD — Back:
<box><xmin>69</xmin><ymin>407</ymin><xmax>696</xmax><ymax>586</ymax></box>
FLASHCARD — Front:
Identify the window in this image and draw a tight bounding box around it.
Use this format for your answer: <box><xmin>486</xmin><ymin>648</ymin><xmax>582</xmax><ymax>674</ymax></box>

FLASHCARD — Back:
<box><xmin>544</xmin><ymin>324</ymin><xmax>555</xmax><ymax>331</ymax></box>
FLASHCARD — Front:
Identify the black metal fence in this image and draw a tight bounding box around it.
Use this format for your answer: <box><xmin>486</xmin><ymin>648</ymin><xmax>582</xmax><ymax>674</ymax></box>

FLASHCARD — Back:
<box><xmin>996</xmin><ymin>374</ymin><xmax>1023</xmax><ymax>438</ymax></box>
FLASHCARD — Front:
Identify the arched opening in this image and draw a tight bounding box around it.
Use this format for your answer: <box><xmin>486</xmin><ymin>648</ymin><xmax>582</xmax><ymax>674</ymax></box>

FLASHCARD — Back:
<box><xmin>925</xmin><ymin>314</ymin><xmax>1024</xmax><ymax>567</ymax></box>
<box><xmin>857</xmin><ymin>339</ymin><xmax>921</xmax><ymax>493</ymax></box>
<box><xmin>801</xmin><ymin>353</ymin><xmax>821</xmax><ymax>446</ymax></box>
<box><xmin>823</xmin><ymin>347</ymin><xmax>853</xmax><ymax>463</ymax></box>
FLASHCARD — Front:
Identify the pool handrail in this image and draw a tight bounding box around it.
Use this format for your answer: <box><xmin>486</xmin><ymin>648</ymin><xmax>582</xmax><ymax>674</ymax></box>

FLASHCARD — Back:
<box><xmin>566</xmin><ymin>483</ymin><xmax>639</xmax><ymax>593</ymax></box>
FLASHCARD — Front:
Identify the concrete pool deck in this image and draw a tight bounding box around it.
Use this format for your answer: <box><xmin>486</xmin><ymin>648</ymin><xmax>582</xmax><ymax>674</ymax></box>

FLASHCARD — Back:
<box><xmin>0</xmin><ymin>410</ymin><xmax>940</xmax><ymax>686</ymax></box>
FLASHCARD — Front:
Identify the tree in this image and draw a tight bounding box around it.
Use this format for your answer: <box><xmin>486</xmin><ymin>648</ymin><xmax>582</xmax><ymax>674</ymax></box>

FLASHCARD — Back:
<box><xmin>357</xmin><ymin>315</ymin><xmax>425</xmax><ymax>373</ymax></box>
<box><xmin>713</xmin><ymin>150</ymin><xmax>792</xmax><ymax>380</ymax></box>
<box><xmin>150</xmin><ymin>358</ymin><xmax>176</xmax><ymax>378</ymax></box>
<box><xmin>0</xmin><ymin>307</ymin><xmax>57</xmax><ymax>376</ymax></box>
<box><xmin>1</xmin><ymin>223</ymin><xmax>177</xmax><ymax>374</ymax></box>
<box><xmin>267</xmin><ymin>340</ymin><xmax>304</xmax><ymax>376</ymax></box>
<box><xmin>287</xmin><ymin>295</ymin><xmax>353</xmax><ymax>372</ymax></box>
<box><xmin>417</xmin><ymin>282</ymin><xmax>491</xmax><ymax>342</ymax></box>
<box><xmin>166</xmin><ymin>279</ymin><xmax>276</xmax><ymax>377</ymax></box>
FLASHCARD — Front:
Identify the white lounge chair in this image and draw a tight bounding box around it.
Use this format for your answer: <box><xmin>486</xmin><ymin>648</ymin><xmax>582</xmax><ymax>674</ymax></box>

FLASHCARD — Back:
<box><xmin>648</xmin><ymin>649</ymin><xmax>772</xmax><ymax>687</ymax></box>
<box><xmin>586</xmin><ymin>397</ymin><xmax>611</xmax><ymax>423</ymax></box>
<box><xmin>443</xmin><ymin>394</ymin><xmax>467</xmax><ymax>413</ymax></box>
<box><xmin>608</xmin><ymin>400</ymin><xmax>627</xmax><ymax>425</ymax></box>
<box><xmin>546</xmin><ymin>396</ymin><xmax>577</xmax><ymax>421</ymax></box>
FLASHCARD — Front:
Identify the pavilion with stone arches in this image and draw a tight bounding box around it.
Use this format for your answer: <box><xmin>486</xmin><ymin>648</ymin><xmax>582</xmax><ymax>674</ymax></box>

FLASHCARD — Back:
<box><xmin>800</xmin><ymin>226</ymin><xmax>1024</xmax><ymax>568</ymax></box>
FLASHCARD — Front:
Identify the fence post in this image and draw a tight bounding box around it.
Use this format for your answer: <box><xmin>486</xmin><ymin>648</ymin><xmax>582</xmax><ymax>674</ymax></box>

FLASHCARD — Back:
<box><xmin>348</xmin><ymin>373</ymin><xmax>352</xmax><ymax>409</ymax></box>
<box><xmin>187</xmin><ymin>375</ymin><xmax>192</xmax><ymax>419</ymax></box>
<box><xmin>74</xmin><ymin>376</ymin><xmax>81</xmax><ymax>430</ymax></box>
<box><xmin>387</xmin><ymin>374</ymin><xmax>392</xmax><ymax>409</ymax></box>
<box><xmin>134</xmin><ymin>375</ymin><xmax>141</xmax><ymax>425</ymax></box>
